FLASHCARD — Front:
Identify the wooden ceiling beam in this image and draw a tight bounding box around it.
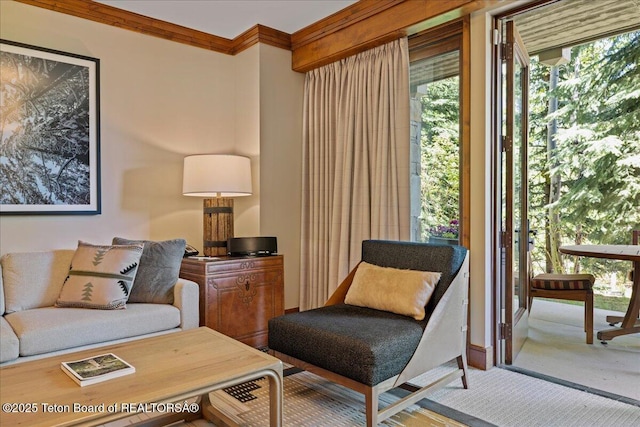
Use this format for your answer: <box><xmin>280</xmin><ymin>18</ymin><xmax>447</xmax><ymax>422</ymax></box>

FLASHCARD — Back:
<box><xmin>291</xmin><ymin>0</ymin><xmax>402</xmax><ymax>51</ymax></box>
<box><xmin>290</xmin><ymin>0</ymin><xmax>499</xmax><ymax>72</ymax></box>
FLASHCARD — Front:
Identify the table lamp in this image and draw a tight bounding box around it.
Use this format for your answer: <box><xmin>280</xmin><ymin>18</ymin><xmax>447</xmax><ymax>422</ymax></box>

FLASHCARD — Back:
<box><xmin>183</xmin><ymin>154</ymin><xmax>252</xmax><ymax>256</ymax></box>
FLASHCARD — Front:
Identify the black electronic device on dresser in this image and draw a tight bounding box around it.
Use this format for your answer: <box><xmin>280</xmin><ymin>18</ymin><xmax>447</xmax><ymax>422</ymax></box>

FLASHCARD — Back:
<box><xmin>227</xmin><ymin>237</ymin><xmax>277</xmax><ymax>257</ymax></box>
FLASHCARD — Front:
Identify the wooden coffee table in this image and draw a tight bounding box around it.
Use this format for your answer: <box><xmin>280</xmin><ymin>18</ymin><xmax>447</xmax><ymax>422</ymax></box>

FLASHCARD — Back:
<box><xmin>0</xmin><ymin>327</ymin><xmax>283</xmax><ymax>426</ymax></box>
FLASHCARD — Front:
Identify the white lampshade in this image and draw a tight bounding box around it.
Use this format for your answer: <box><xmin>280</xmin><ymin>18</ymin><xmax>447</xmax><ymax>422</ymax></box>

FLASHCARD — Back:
<box><xmin>182</xmin><ymin>154</ymin><xmax>252</xmax><ymax>197</ymax></box>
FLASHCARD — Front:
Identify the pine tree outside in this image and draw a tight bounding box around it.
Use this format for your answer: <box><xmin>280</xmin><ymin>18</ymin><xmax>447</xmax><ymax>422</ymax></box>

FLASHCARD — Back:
<box><xmin>527</xmin><ymin>30</ymin><xmax>639</xmax><ymax>310</ymax></box>
<box><xmin>412</xmin><ymin>58</ymin><xmax>461</xmax><ymax>243</ymax></box>
<box><xmin>411</xmin><ymin>29</ymin><xmax>638</xmax><ymax>311</ymax></box>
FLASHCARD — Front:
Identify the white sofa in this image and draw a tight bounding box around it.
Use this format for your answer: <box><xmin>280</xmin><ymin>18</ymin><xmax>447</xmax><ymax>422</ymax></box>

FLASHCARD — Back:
<box><xmin>0</xmin><ymin>249</ymin><xmax>199</xmax><ymax>365</ymax></box>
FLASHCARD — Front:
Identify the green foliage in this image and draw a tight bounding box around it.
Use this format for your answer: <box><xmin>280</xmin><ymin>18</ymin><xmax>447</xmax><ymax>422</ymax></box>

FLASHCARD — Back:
<box><xmin>416</xmin><ymin>31</ymin><xmax>639</xmax><ymax>289</ymax></box>
<box><xmin>528</xmin><ymin>30</ymin><xmax>640</xmax><ymax>279</ymax></box>
<box><xmin>419</xmin><ymin>76</ymin><xmax>460</xmax><ymax>241</ymax></box>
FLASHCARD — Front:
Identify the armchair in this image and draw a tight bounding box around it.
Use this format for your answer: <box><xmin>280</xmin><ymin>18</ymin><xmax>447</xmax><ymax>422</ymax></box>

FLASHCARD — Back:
<box><xmin>268</xmin><ymin>240</ymin><xmax>470</xmax><ymax>426</ymax></box>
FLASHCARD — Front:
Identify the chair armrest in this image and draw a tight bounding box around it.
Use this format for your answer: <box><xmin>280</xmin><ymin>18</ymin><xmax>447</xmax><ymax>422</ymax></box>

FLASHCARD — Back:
<box><xmin>395</xmin><ymin>252</ymin><xmax>470</xmax><ymax>385</ymax></box>
<box><xmin>172</xmin><ymin>278</ymin><xmax>200</xmax><ymax>330</ymax></box>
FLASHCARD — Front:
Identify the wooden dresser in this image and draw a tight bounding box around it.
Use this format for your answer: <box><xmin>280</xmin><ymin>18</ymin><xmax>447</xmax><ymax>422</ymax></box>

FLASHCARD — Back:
<box><xmin>179</xmin><ymin>255</ymin><xmax>284</xmax><ymax>349</ymax></box>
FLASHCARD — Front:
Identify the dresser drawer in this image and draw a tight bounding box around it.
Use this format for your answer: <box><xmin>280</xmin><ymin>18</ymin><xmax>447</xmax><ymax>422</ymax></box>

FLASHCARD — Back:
<box><xmin>180</xmin><ymin>255</ymin><xmax>284</xmax><ymax>348</ymax></box>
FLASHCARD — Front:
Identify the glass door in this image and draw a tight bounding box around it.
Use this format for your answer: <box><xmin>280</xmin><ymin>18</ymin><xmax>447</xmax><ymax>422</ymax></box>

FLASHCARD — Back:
<box><xmin>501</xmin><ymin>20</ymin><xmax>531</xmax><ymax>364</ymax></box>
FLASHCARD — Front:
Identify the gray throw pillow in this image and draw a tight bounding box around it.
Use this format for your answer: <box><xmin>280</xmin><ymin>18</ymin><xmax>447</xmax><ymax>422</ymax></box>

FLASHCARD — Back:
<box><xmin>112</xmin><ymin>237</ymin><xmax>186</xmax><ymax>304</ymax></box>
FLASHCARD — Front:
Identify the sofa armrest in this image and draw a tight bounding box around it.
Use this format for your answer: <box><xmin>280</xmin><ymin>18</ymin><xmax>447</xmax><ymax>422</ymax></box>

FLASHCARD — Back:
<box><xmin>172</xmin><ymin>278</ymin><xmax>199</xmax><ymax>330</ymax></box>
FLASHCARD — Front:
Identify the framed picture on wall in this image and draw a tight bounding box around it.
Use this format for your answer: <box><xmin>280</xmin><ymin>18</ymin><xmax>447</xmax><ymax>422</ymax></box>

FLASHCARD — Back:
<box><xmin>0</xmin><ymin>40</ymin><xmax>100</xmax><ymax>215</ymax></box>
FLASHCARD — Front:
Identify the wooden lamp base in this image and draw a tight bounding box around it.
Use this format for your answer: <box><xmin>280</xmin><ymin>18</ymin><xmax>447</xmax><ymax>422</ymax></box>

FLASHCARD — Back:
<box><xmin>203</xmin><ymin>198</ymin><xmax>233</xmax><ymax>256</ymax></box>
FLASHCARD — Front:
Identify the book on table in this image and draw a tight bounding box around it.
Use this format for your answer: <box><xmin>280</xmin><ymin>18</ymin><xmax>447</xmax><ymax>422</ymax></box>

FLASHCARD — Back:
<box><xmin>61</xmin><ymin>353</ymin><xmax>135</xmax><ymax>386</ymax></box>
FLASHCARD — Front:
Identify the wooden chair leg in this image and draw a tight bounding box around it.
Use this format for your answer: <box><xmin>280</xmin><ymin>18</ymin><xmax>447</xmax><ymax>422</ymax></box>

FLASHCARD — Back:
<box><xmin>585</xmin><ymin>290</ymin><xmax>594</xmax><ymax>344</ymax></box>
<box><xmin>456</xmin><ymin>354</ymin><xmax>469</xmax><ymax>389</ymax></box>
<box><xmin>365</xmin><ymin>387</ymin><xmax>379</xmax><ymax>427</ymax></box>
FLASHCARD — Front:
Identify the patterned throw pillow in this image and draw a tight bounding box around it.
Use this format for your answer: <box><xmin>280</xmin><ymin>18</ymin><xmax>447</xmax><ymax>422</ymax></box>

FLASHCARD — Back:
<box><xmin>56</xmin><ymin>241</ymin><xmax>144</xmax><ymax>310</ymax></box>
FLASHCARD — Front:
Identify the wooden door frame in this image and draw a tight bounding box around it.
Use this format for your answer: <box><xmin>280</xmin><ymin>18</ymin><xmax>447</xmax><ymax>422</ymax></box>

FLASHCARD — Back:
<box><xmin>492</xmin><ymin>16</ymin><xmax>532</xmax><ymax>366</ymax></box>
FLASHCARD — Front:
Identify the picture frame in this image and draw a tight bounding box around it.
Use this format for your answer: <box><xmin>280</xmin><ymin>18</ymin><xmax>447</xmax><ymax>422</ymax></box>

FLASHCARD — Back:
<box><xmin>0</xmin><ymin>40</ymin><xmax>100</xmax><ymax>215</ymax></box>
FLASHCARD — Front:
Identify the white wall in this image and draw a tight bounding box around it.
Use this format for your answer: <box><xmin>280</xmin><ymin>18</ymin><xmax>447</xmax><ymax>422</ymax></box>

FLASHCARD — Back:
<box><xmin>232</xmin><ymin>44</ymin><xmax>305</xmax><ymax>309</ymax></box>
<box><xmin>233</xmin><ymin>45</ymin><xmax>261</xmax><ymax>237</ymax></box>
<box><xmin>1</xmin><ymin>2</ymin><xmax>498</xmax><ymax>325</ymax></box>
<box><xmin>258</xmin><ymin>44</ymin><xmax>305</xmax><ymax>309</ymax></box>
<box><xmin>0</xmin><ymin>2</ymin><xmax>305</xmax><ymax>311</ymax></box>
<box><xmin>0</xmin><ymin>1</ymin><xmax>232</xmax><ymax>251</ymax></box>
<box><xmin>468</xmin><ymin>0</ymin><xmax>532</xmax><ymax>364</ymax></box>
<box><xmin>468</xmin><ymin>10</ymin><xmax>496</xmax><ymax>363</ymax></box>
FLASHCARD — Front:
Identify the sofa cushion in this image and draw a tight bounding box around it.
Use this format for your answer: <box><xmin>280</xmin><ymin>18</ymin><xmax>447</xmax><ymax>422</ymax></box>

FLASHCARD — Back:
<box><xmin>112</xmin><ymin>237</ymin><xmax>186</xmax><ymax>304</ymax></box>
<box><xmin>531</xmin><ymin>273</ymin><xmax>595</xmax><ymax>290</ymax></box>
<box><xmin>4</xmin><ymin>304</ymin><xmax>181</xmax><ymax>357</ymax></box>
<box><xmin>345</xmin><ymin>262</ymin><xmax>440</xmax><ymax>320</ymax></box>
<box><xmin>0</xmin><ymin>317</ymin><xmax>19</xmax><ymax>363</ymax></box>
<box><xmin>268</xmin><ymin>304</ymin><xmax>424</xmax><ymax>386</ymax></box>
<box><xmin>56</xmin><ymin>241</ymin><xmax>143</xmax><ymax>310</ymax></box>
<box><xmin>1</xmin><ymin>250</ymin><xmax>75</xmax><ymax>314</ymax></box>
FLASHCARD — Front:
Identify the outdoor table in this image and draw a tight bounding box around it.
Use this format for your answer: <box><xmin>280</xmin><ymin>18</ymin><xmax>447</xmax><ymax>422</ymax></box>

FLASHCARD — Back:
<box><xmin>559</xmin><ymin>245</ymin><xmax>640</xmax><ymax>343</ymax></box>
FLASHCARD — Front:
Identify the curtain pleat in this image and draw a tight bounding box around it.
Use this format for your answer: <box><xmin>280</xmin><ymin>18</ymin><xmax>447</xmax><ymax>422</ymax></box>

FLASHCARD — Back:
<box><xmin>300</xmin><ymin>38</ymin><xmax>410</xmax><ymax>310</ymax></box>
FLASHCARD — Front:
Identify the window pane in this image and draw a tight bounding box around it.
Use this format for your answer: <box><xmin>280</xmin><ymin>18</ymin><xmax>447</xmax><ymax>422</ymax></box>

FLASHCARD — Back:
<box><xmin>410</xmin><ymin>50</ymin><xmax>460</xmax><ymax>243</ymax></box>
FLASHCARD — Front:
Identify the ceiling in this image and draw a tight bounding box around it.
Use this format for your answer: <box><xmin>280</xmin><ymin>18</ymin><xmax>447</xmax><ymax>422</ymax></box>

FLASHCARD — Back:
<box><xmin>94</xmin><ymin>0</ymin><xmax>640</xmax><ymax>46</ymax></box>
<box><xmin>95</xmin><ymin>0</ymin><xmax>358</xmax><ymax>39</ymax></box>
<box><xmin>512</xmin><ymin>0</ymin><xmax>640</xmax><ymax>56</ymax></box>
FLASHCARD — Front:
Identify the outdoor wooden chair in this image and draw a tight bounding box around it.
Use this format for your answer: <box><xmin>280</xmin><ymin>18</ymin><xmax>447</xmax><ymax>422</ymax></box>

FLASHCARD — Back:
<box><xmin>529</xmin><ymin>272</ymin><xmax>595</xmax><ymax>344</ymax></box>
<box><xmin>268</xmin><ymin>240</ymin><xmax>470</xmax><ymax>427</ymax></box>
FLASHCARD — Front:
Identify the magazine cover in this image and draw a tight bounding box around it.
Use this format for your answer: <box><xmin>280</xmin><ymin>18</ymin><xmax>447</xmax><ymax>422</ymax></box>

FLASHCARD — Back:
<box><xmin>61</xmin><ymin>353</ymin><xmax>135</xmax><ymax>386</ymax></box>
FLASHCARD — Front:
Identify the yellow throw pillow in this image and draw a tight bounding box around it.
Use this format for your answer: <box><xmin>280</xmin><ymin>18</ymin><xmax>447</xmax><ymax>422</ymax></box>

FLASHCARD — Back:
<box><xmin>56</xmin><ymin>241</ymin><xmax>144</xmax><ymax>310</ymax></box>
<box><xmin>344</xmin><ymin>262</ymin><xmax>441</xmax><ymax>320</ymax></box>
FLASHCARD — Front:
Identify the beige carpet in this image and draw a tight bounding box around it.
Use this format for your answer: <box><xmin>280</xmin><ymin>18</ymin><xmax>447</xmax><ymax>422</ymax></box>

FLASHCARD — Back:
<box><xmin>168</xmin><ymin>363</ymin><xmax>640</xmax><ymax>427</ymax></box>
<box><xmin>184</xmin><ymin>371</ymin><xmax>466</xmax><ymax>427</ymax></box>
<box><xmin>413</xmin><ymin>364</ymin><xmax>640</xmax><ymax>426</ymax></box>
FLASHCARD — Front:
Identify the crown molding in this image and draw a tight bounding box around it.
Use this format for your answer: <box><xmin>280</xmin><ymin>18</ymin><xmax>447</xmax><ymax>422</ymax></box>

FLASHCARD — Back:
<box><xmin>15</xmin><ymin>0</ymin><xmax>499</xmax><ymax>71</ymax></box>
<box><xmin>14</xmin><ymin>0</ymin><xmax>291</xmax><ymax>55</ymax></box>
<box><xmin>232</xmin><ymin>24</ymin><xmax>291</xmax><ymax>54</ymax></box>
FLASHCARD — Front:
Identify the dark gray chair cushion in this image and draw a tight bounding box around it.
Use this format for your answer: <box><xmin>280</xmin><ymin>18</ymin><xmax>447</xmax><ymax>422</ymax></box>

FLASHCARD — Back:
<box><xmin>269</xmin><ymin>240</ymin><xmax>468</xmax><ymax>387</ymax></box>
<box><xmin>268</xmin><ymin>304</ymin><xmax>424</xmax><ymax>386</ymax></box>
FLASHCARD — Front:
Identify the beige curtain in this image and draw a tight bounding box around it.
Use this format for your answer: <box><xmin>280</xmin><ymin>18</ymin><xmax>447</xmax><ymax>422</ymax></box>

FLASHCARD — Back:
<box><xmin>300</xmin><ymin>38</ymin><xmax>410</xmax><ymax>310</ymax></box>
